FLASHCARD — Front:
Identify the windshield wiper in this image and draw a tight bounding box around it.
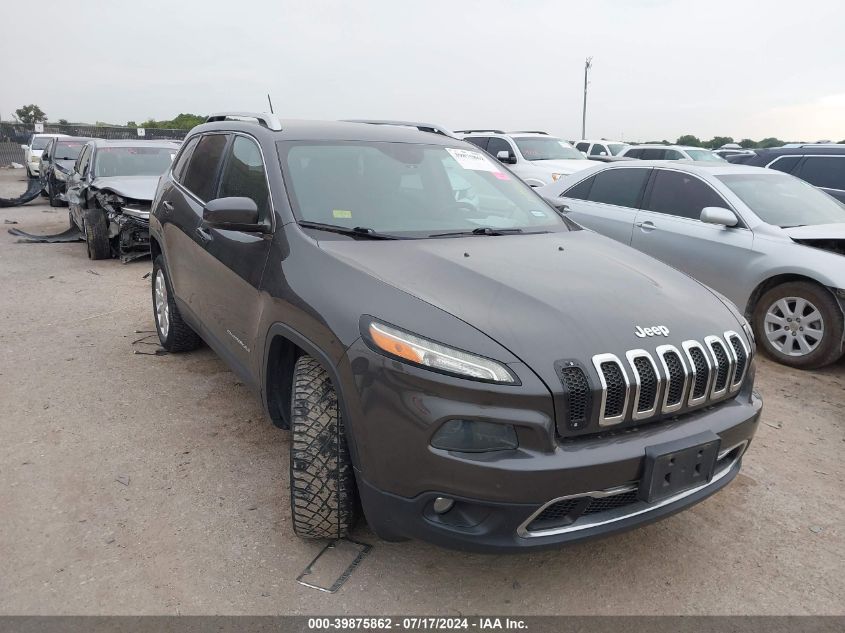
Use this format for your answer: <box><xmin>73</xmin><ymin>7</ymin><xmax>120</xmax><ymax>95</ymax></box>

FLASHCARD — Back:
<box><xmin>430</xmin><ymin>227</ymin><xmax>531</xmax><ymax>238</ymax></box>
<box><xmin>297</xmin><ymin>220</ymin><xmax>403</xmax><ymax>240</ymax></box>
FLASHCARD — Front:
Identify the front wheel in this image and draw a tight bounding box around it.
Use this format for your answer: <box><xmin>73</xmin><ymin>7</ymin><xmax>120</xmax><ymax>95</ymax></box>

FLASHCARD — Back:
<box><xmin>82</xmin><ymin>209</ymin><xmax>111</xmax><ymax>259</ymax></box>
<box><xmin>753</xmin><ymin>281</ymin><xmax>844</xmax><ymax>369</ymax></box>
<box><xmin>289</xmin><ymin>355</ymin><xmax>357</xmax><ymax>539</ymax></box>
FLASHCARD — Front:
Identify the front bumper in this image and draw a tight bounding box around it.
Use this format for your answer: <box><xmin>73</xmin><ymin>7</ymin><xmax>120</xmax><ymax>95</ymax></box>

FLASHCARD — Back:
<box><xmin>344</xmin><ymin>340</ymin><xmax>762</xmax><ymax>552</ymax></box>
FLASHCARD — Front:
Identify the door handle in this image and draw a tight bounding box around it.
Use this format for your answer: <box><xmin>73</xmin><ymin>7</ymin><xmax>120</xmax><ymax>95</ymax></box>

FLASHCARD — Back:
<box><xmin>635</xmin><ymin>220</ymin><xmax>656</xmax><ymax>230</ymax></box>
<box><xmin>195</xmin><ymin>226</ymin><xmax>213</xmax><ymax>243</ymax></box>
<box><xmin>162</xmin><ymin>200</ymin><xmax>174</xmax><ymax>212</ymax></box>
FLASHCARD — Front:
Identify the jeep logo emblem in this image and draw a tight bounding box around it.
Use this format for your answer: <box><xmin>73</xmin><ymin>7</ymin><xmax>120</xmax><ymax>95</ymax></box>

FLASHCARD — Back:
<box><xmin>635</xmin><ymin>325</ymin><xmax>670</xmax><ymax>338</ymax></box>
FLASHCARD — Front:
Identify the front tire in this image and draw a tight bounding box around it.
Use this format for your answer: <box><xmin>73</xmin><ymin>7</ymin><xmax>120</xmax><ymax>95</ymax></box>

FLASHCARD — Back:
<box><xmin>290</xmin><ymin>355</ymin><xmax>357</xmax><ymax>539</ymax></box>
<box><xmin>753</xmin><ymin>281</ymin><xmax>844</xmax><ymax>369</ymax></box>
<box><xmin>151</xmin><ymin>255</ymin><xmax>201</xmax><ymax>352</ymax></box>
<box><xmin>82</xmin><ymin>209</ymin><xmax>111</xmax><ymax>260</ymax></box>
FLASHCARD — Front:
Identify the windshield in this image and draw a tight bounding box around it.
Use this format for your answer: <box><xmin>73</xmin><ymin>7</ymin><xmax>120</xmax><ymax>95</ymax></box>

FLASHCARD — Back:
<box><xmin>686</xmin><ymin>149</ymin><xmax>726</xmax><ymax>162</ymax></box>
<box><xmin>607</xmin><ymin>143</ymin><xmax>627</xmax><ymax>156</ymax></box>
<box><xmin>54</xmin><ymin>141</ymin><xmax>86</xmax><ymax>161</ymax></box>
<box><xmin>94</xmin><ymin>146</ymin><xmax>175</xmax><ymax>177</ymax></box>
<box><xmin>31</xmin><ymin>137</ymin><xmax>53</xmax><ymax>150</ymax></box>
<box><xmin>717</xmin><ymin>173</ymin><xmax>845</xmax><ymax>227</ymax></box>
<box><xmin>280</xmin><ymin>142</ymin><xmax>566</xmax><ymax>237</ymax></box>
<box><xmin>514</xmin><ymin>138</ymin><xmax>585</xmax><ymax>161</ymax></box>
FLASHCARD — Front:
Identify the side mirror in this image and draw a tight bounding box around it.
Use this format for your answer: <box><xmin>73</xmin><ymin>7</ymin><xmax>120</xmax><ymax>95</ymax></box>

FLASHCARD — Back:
<box><xmin>496</xmin><ymin>150</ymin><xmax>516</xmax><ymax>164</ymax></box>
<box><xmin>599</xmin><ymin>151</ymin><xmax>607</xmax><ymax>156</ymax></box>
<box><xmin>202</xmin><ymin>197</ymin><xmax>265</xmax><ymax>232</ymax></box>
<box><xmin>700</xmin><ymin>206</ymin><xmax>738</xmax><ymax>227</ymax></box>
<box><xmin>21</xmin><ymin>144</ymin><xmax>28</xmax><ymax>150</ymax></box>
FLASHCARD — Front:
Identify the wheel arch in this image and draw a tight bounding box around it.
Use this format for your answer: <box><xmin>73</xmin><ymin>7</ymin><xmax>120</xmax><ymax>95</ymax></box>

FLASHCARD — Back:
<box><xmin>744</xmin><ymin>273</ymin><xmax>838</xmax><ymax>318</ymax></box>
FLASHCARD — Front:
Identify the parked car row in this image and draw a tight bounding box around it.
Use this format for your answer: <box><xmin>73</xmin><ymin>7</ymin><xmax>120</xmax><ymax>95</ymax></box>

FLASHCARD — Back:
<box><xmin>28</xmin><ymin>134</ymin><xmax>181</xmax><ymax>261</ymax></box>
<box><xmin>15</xmin><ymin>114</ymin><xmax>842</xmax><ymax>553</ymax></box>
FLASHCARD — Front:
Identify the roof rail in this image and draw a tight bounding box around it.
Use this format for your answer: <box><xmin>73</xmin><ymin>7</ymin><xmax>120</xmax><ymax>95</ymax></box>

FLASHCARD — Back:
<box><xmin>510</xmin><ymin>130</ymin><xmax>549</xmax><ymax>135</ymax></box>
<box><xmin>344</xmin><ymin>119</ymin><xmax>455</xmax><ymax>138</ymax></box>
<box><xmin>206</xmin><ymin>111</ymin><xmax>282</xmax><ymax>131</ymax></box>
<box><xmin>453</xmin><ymin>129</ymin><xmax>505</xmax><ymax>134</ymax></box>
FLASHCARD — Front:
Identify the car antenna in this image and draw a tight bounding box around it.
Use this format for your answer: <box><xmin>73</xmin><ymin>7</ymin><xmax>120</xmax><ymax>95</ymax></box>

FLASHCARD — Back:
<box><xmin>267</xmin><ymin>93</ymin><xmax>275</xmax><ymax>114</ymax></box>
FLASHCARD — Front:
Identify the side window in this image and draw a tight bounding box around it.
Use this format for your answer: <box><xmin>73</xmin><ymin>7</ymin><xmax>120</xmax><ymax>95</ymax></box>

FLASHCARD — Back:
<box><xmin>172</xmin><ymin>136</ymin><xmax>200</xmax><ymax>183</ymax></box>
<box><xmin>795</xmin><ymin>156</ymin><xmax>845</xmax><ymax>191</ymax></box>
<box><xmin>576</xmin><ymin>142</ymin><xmax>590</xmax><ymax>153</ymax></box>
<box><xmin>645</xmin><ymin>170</ymin><xmax>726</xmax><ymax>220</ymax></box>
<box><xmin>589</xmin><ymin>144</ymin><xmax>606</xmax><ymax>156</ymax></box>
<box><xmin>767</xmin><ymin>156</ymin><xmax>800</xmax><ymax>174</ymax></box>
<box><xmin>217</xmin><ymin>136</ymin><xmax>271</xmax><ymax>220</ymax></box>
<box><xmin>640</xmin><ymin>148</ymin><xmax>666</xmax><ymax>160</ymax></box>
<box><xmin>663</xmin><ymin>149</ymin><xmax>684</xmax><ymax>160</ymax></box>
<box><xmin>486</xmin><ymin>137</ymin><xmax>515</xmax><ymax>161</ymax></box>
<box><xmin>182</xmin><ymin>134</ymin><xmax>229</xmax><ymax>201</ymax></box>
<box><xmin>587</xmin><ymin>168</ymin><xmax>651</xmax><ymax>208</ymax></box>
<box><xmin>464</xmin><ymin>137</ymin><xmax>489</xmax><ymax>151</ymax></box>
<box><xmin>625</xmin><ymin>148</ymin><xmax>643</xmax><ymax>159</ymax></box>
<box><xmin>562</xmin><ymin>175</ymin><xmax>595</xmax><ymax>200</ymax></box>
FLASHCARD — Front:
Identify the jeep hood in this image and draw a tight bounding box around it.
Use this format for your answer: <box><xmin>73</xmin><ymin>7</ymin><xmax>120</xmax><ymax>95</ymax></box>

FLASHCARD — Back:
<box><xmin>320</xmin><ymin>231</ymin><xmax>741</xmax><ymax>386</ymax></box>
<box><xmin>90</xmin><ymin>176</ymin><xmax>159</xmax><ymax>201</ymax></box>
<box><xmin>528</xmin><ymin>158</ymin><xmax>595</xmax><ymax>173</ymax></box>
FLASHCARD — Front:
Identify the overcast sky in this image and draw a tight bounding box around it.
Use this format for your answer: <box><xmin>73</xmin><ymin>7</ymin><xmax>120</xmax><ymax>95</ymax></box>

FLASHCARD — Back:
<box><xmin>2</xmin><ymin>0</ymin><xmax>843</xmax><ymax>142</ymax></box>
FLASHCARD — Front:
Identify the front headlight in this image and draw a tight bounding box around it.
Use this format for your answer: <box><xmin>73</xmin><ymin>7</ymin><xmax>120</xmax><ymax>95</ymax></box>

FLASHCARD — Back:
<box><xmin>30</xmin><ymin>156</ymin><xmax>40</xmax><ymax>164</ymax></box>
<box><xmin>551</xmin><ymin>172</ymin><xmax>567</xmax><ymax>181</ymax></box>
<box><xmin>365</xmin><ymin>320</ymin><xmax>516</xmax><ymax>384</ymax></box>
<box><xmin>54</xmin><ymin>169</ymin><xmax>67</xmax><ymax>181</ymax></box>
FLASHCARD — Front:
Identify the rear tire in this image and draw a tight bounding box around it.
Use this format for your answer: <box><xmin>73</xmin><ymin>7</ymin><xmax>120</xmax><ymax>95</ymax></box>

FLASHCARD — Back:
<box><xmin>753</xmin><ymin>281</ymin><xmax>844</xmax><ymax>369</ymax></box>
<box><xmin>82</xmin><ymin>209</ymin><xmax>111</xmax><ymax>260</ymax></box>
<box><xmin>151</xmin><ymin>255</ymin><xmax>201</xmax><ymax>352</ymax></box>
<box><xmin>289</xmin><ymin>355</ymin><xmax>357</xmax><ymax>539</ymax></box>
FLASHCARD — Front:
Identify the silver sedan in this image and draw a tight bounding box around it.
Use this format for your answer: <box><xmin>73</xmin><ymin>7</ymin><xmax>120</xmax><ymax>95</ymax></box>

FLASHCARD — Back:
<box><xmin>538</xmin><ymin>161</ymin><xmax>845</xmax><ymax>369</ymax></box>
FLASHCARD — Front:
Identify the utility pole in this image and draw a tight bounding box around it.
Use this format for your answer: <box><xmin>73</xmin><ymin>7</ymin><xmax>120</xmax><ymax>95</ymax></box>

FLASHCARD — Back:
<box><xmin>581</xmin><ymin>57</ymin><xmax>593</xmax><ymax>139</ymax></box>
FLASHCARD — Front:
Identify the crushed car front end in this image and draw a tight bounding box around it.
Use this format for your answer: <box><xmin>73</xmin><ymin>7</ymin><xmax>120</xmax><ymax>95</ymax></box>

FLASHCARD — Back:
<box><xmin>93</xmin><ymin>191</ymin><xmax>153</xmax><ymax>263</ymax></box>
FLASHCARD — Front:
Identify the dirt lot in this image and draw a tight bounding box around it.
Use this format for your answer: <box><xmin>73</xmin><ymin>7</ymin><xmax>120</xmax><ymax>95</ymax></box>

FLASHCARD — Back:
<box><xmin>0</xmin><ymin>169</ymin><xmax>842</xmax><ymax>615</ymax></box>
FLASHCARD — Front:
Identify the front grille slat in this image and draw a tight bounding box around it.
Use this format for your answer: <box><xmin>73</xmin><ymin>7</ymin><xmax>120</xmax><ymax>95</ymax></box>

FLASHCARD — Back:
<box><xmin>558</xmin><ymin>365</ymin><xmax>591</xmax><ymax>430</ymax></box>
<box><xmin>725</xmin><ymin>331</ymin><xmax>749</xmax><ymax>392</ymax></box>
<box><xmin>591</xmin><ymin>354</ymin><xmax>630</xmax><ymax>426</ymax></box>
<box><xmin>705</xmin><ymin>335</ymin><xmax>734</xmax><ymax>398</ymax></box>
<box><xmin>656</xmin><ymin>345</ymin><xmax>688</xmax><ymax>414</ymax></box>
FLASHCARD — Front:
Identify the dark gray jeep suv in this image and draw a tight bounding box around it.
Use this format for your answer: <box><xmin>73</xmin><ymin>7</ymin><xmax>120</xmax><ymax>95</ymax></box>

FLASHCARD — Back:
<box><xmin>149</xmin><ymin>112</ymin><xmax>762</xmax><ymax>552</ymax></box>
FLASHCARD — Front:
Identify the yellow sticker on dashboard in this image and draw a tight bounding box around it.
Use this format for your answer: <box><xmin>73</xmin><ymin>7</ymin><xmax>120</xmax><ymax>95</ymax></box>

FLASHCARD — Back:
<box><xmin>333</xmin><ymin>209</ymin><xmax>353</xmax><ymax>219</ymax></box>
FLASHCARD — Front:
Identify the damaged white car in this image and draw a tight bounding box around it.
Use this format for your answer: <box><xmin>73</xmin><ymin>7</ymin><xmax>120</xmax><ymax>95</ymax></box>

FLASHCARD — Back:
<box><xmin>67</xmin><ymin>139</ymin><xmax>181</xmax><ymax>262</ymax></box>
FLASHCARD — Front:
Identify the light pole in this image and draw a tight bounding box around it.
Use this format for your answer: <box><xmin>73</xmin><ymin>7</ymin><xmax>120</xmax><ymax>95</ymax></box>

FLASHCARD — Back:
<box><xmin>581</xmin><ymin>57</ymin><xmax>593</xmax><ymax>139</ymax></box>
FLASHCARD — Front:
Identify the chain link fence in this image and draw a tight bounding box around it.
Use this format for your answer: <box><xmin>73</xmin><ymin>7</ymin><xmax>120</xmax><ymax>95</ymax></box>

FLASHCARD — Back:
<box><xmin>0</xmin><ymin>122</ymin><xmax>188</xmax><ymax>168</ymax></box>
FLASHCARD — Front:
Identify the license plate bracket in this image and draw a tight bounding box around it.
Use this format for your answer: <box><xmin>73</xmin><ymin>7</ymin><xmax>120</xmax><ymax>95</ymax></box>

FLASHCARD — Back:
<box><xmin>639</xmin><ymin>432</ymin><xmax>720</xmax><ymax>504</ymax></box>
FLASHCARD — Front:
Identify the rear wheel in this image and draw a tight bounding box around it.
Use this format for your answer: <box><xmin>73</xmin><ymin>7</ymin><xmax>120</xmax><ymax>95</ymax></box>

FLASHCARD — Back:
<box><xmin>289</xmin><ymin>355</ymin><xmax>357</xmax><ymax>539</ymax></box>
<box><xmin>151</xmin><ymin>255</ymin><xmax>201</xmax><ymax>352</ymax></box>
<box><xmin>753</xmin><ymin>281</ymin><xmax>844</xmax><ymax>369</ymax></box>
<box><xmin>82</xmin><ymin>209</ymin><xmax>111</xmax><ymax>260</ymax></box>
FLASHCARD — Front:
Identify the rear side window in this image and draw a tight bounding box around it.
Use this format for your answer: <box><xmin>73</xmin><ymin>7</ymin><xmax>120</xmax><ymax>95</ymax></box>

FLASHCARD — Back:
<box><xmin>589</xmin><ymin>144</ymin><xmax>607</xmax><ymax>156</ymax></box>
<box><xmin>624</xmin><ymin>148</ymin><xmax>642</xmax><ymax>159</ymax></box>
<box><xmin>587</xmin><ymin>168</ymin><xmax>650</xmax><ymax>208</ymax></box>
<box><xmin>172</xmin><ymin>136</ymin><xmax>200</xmax><ymax>183</ymax></box>
<box><xmin>640</xmin><ymin>148</ymin><xmax>666</xmax><ymax>160</ymax></box>
<box><xmin>182</xmin><ymin>134</ymin><xmax>229</xmax><ymax>201</ymax></box>
<box><xmin>464</xmin><ymin>137</ymin><xmax>489</xmax><ymax>151</ymax></box>
<box><xmin>563</xmin><ymin>175</ymin><xmax>595</xmax><ymax>200</ymax></box>
<box><xmin>795</xmin><ymin>156</ymin><xmax>845</xmax><ymax>190</ymax></box>
<box><xmin>575</xmin><ymin>142</ymin><xmax>589</xmax><ymax>152</ymax></box>
<box><xmin>645</xmin><ymin>170</ymin><xmax>726</xmax><ymax>220</ymax></box>
<box><xmin>663</xmin><ymin>149</ymin><xmax>684</xmax><ymax>160</ymax></box>
<box><xmin>767</xmin><ymin>156</ymin><xmax>800</xmax><ymax>174</ymax></box>
<box><xmin>217</xmin><ymin>136</ymin><xmax>271</xmax><ymax>220</ymax></box>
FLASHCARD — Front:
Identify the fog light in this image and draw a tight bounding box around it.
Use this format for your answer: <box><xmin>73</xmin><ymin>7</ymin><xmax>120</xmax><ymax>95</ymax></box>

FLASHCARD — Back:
<box><xmin>430</xmin><ymin>419</ymin><xmax>518</xmax><ymax>453</ymax></box>
<box><xmin>432</xmin><ymin>497</ymin><xmax>454</xmax><ymax>514</ymax></box>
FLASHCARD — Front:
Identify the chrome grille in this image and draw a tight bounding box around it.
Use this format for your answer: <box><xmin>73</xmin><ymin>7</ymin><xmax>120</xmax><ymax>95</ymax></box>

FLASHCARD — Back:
<box><xmin>585</xmin><ymin>332</ymin><xmax>751</xmax><ymax>428</ymax></box>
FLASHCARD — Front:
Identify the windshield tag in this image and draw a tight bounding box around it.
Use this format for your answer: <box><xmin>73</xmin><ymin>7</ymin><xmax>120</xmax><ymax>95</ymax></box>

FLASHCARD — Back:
<box><xmin>446</xmin><ymin>148</ymin><xmax>500</xmax><ymax>173</ymax></box>
<box><xmin>333</xmin><ymin>209</ymin><xmax>353</xmax><ymax>219</ymax></box>
<box><xmin>530</xmin><ymin>210</ymin><xmax>547</xmax><ymax>217</ymax></box>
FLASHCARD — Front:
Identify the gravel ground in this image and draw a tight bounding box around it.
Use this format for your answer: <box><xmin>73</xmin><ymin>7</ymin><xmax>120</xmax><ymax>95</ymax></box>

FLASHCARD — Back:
<box><xmin>0</xmin><ymin>169</ymin><xmax>842</xmax><ymax>615</ymax></box>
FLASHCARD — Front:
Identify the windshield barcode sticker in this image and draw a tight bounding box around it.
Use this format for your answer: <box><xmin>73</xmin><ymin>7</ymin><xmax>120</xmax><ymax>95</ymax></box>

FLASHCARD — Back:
<box><xmin>446</xmin><ymin>148</ymin><xmax>501</xmax><ymax>172</ymax></box>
